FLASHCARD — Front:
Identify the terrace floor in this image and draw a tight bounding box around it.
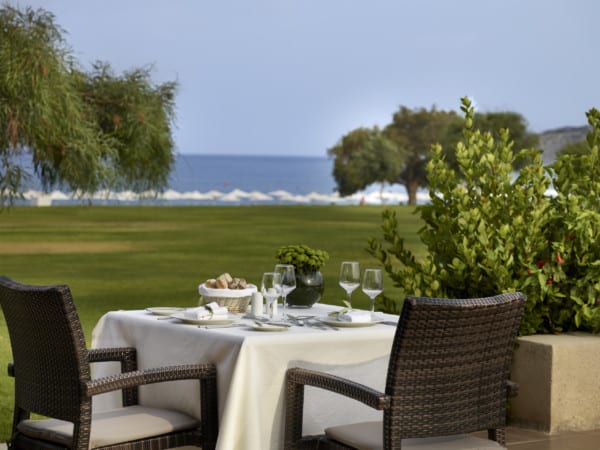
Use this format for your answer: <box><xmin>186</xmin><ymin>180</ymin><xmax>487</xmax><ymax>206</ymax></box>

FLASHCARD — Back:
<box><xmin>2</xmin><ymin>427</ymin><xmax>599</xmax><ymax>449</ymax></box>
<box><xmin>475</xmin><ymin>426</ymin><xmax>600</xmax><ymax>449</ymax></box>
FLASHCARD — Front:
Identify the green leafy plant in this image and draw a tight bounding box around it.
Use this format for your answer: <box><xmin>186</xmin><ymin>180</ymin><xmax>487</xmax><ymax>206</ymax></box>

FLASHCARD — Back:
<box><xmin>524</xmin><ymin>108</ymin><xmax>600</xmax><ymax>332</ymax></box>
<box><xmin>368</xmin><ymin>97</ymin><xmax>600</xmax><ymax>335</ymax></box>
<box><xmin>275</xmin><ymin>244</ymin><xmax>329</xmax><ymax>274</ymax></box>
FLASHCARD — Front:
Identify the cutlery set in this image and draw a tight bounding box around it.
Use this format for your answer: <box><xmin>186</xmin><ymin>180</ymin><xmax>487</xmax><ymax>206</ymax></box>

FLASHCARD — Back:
<box><xmin>287</xmin><ymin>315</ymin><xmax>339</xmax><ymax>330</ymax></box>
<box><xmin>151</xmin><ymin>311</ymin><xmax>398</xmax><ymax>331</ymax></box>
<box><xmin>253</xmin><ymin>315</ymin><xmax>339</xmax><ymax>330</ymax></box>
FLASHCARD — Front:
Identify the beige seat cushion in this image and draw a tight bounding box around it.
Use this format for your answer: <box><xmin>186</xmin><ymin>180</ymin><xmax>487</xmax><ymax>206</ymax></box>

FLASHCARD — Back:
<box><xmin>17</xmin><ymin>405</ymin><xmax>200</xmax><ymax>448</ymax></box>
<box><xmin>325</xmin><ymin>421</ymin><xmax>505</xmax><ymax>450</ymax></box>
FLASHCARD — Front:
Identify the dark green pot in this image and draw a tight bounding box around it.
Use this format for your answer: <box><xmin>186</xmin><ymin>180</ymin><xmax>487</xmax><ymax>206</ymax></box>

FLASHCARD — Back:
<box><xmin>286</xmin><ymin>271</ymin><xmax>324</xmax><ymax>308</ymax></box>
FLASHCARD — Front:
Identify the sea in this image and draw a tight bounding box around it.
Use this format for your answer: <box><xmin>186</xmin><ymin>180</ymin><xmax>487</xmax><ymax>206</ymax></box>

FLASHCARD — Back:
<box><xmin>19</xmin><ymin>154</ymin><xmax>423</xmax><ymax>206</ymax></box>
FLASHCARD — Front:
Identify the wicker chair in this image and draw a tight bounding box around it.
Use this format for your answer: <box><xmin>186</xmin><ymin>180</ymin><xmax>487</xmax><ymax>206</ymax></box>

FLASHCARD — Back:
<box><xmin>0</xmin><ymin>276</ymin><xmax>219</xmax><ymax>450</ymax></box>
<box><xmin>285</xmin><ymin>292</ymin><xmax>526</xmax><ymax>450</ymax></box>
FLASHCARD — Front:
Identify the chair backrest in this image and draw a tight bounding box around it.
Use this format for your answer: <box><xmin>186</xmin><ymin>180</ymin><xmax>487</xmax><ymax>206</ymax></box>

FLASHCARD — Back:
<box><xmin>0</xmin><ymin>276</ymin><xmax>91</xmax><ymax>422</ymax></box>
<box><xmin>384</xmin><ymin>292</ymin><xmax>525</xmax><ymax>443</ymax></box>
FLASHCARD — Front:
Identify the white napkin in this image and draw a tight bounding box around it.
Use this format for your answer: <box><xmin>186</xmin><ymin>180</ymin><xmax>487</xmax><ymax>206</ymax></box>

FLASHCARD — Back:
<box><xmin>338</xmin><ymin>310</ymin><xmax>372</xmax><ymax>323</ymax></box>
<box><xmin>184</xmin><ymin>302</ymin><xmax>228</xmax><ymax>320</ymax></box>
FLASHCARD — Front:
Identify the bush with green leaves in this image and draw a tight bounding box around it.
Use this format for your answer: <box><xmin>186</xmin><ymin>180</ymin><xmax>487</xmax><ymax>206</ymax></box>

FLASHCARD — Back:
<box><xmin>368</xmin><ymin>97</ymin><xmax>600</xmax><ymax>335</ymax></box>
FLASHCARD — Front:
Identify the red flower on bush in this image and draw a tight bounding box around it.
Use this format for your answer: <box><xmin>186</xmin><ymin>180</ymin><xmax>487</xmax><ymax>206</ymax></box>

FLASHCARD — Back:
<box><xmin>537</xmin><ymin>260</ymin><xmax>546</xmax><ymax>269</ymax></box>
<box><xmin>546</xmin><ymin>279</ymin><xmax>553</xmax><ymax>285</ymax></box>
<box><xmin>556</xmin><ymin>253</ymin><xmax>564</xmax><ymax>265</ymax></box>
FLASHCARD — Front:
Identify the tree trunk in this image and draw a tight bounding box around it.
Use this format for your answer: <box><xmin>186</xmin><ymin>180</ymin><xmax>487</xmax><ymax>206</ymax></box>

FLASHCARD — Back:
<box><xmin>406</xmin><ymin>180</ymin><xmax>419</xmax><ymax>205</ymax></box>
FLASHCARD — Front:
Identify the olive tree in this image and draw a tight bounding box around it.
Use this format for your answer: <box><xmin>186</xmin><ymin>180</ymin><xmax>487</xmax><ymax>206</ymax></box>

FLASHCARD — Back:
<box><xmin>328</xmin><ymin>127</ymin><xmax>403</xmax><ymax>199</ymax></box>
<box><xmin>383</xmin><ymin>106</ymin><xmax>460</xmax><ymax>205</ymax></box>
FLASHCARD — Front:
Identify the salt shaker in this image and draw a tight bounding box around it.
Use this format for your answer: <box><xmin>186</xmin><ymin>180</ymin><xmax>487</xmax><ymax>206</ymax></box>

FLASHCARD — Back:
<box><xmin>251</xmin><ymin>292</ymin><xmax>263</xmax><ymax>317</ymax></box>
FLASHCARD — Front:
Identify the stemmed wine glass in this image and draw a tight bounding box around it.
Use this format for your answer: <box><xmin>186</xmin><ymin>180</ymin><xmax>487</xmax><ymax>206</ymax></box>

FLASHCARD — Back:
<box><xmin>274</xmin><ymin>264</ymin><xmax>296</xmax><ymax>321</ymax></box>
<box><xmin>339</xmin><ymin>261</ymin><xmax>360</xmax><ymax>307</ymax></box>
<box><xmin>261</xmin><ymin>272</ymin><xmax>282</xmax><ymax>319</ymax></box>
<box><xmin>362</xmin><ymin>268</ymin><xmax>383</xmax><ymax>313</ymax></box>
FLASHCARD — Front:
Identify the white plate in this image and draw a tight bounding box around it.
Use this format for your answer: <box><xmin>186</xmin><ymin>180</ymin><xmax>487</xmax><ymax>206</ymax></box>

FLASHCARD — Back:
<box><xmin>146</xmin><ymin>307</ymin><xmax>185</xmax><ymax>316</ymax></box>
<box><xmin>250</xmin><ymin>324</ymin><xmax>288</xmax><ymax>332</ymax></box>
<box><xmin>320</xmin><ymin>318</ymin><xmax>381</xmax><ymax>328</ymax></box>
<box><xmin>171</xmin><ymin>312</ymin><xmax>237</xmax><ymax>325</ymax></box>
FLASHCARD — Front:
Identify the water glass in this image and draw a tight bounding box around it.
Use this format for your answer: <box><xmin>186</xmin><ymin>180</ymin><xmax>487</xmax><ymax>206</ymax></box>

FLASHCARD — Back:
<box><xmin>339</xmin><ymin>261</ymin><xmax>360</xmax><ymax>307</ymax></box>
<box><xmin>274</xmin><ymin>264</ymin><xmax>296</xmax><ymax>320</ymax></box>
<box><xmin>361</xmin><ymin>268</ymin><xmax>383</xmax><ymax>312</ymax></box>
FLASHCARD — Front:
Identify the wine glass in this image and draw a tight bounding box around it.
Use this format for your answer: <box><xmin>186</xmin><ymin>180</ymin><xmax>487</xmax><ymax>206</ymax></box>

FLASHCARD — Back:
<box><xmin>362</xmin><ymin>268</ymin><xmax>383</xmax><ymax>313</ymax></box>
<box><xmin>261</xmin><ymin>272</ymin><xmax>282</xmax><ymax>319</ymax></box>
<box><xmin>339</xmin><ymin>261</ymin><xmax>360</xmax><ymax>307</ymax></box>
<box><xmin>275</xmin><ymin>264</ymin><xmax>296</xmax><ymax>321</ymax></box>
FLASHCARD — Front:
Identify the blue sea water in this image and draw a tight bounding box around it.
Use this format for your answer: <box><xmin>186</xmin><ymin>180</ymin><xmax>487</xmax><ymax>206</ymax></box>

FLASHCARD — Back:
<box><xmin>169</xmin><ymin>154</ymin><xmax>336</xmax><ymax>195</ymax></box>
<box><xmin>20</xmin><ymin>154</ymin><xmax>416</xmax><ymax>205</ymax></box>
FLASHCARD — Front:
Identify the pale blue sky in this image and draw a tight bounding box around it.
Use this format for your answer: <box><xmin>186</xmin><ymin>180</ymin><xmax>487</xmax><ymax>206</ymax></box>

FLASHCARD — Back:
<box><xmin>12</xmin><ymin>0</ymin><xmax>600</xmax><ymax>156</ymax></box>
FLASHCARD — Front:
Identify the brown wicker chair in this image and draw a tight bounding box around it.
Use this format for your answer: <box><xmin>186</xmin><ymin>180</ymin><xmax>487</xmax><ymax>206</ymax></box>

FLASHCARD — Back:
<box><xmin>0</xmin><ymin>276</ymin><xmax>219</xmax><ymax>450</ymax></box>
<box><xmin>285</xmin><ymin>292</ymin><xmax>526</xmax><ymax>450</ymax></box>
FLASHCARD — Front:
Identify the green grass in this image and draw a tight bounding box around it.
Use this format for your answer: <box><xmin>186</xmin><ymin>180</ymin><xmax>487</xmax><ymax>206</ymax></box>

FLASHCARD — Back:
<box><xmin>0</xmin><ymin>205</ymin><xmax>423</xmax><ymax>441</ymax></box>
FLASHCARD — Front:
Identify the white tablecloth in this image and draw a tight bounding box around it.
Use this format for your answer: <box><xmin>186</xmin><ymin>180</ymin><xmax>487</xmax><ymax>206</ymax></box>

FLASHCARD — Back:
<box><xmin>91</xmin><ymin>304</ymin><xmax>397</xmax><ymax>450</ymax></box>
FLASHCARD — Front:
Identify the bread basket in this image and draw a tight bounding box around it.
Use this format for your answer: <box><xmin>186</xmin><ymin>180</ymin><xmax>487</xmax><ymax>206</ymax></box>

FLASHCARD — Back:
<box><xmin>198</xmin><ymin>283</ymin><xmax>257</xmax><ymax>313</ymax></box>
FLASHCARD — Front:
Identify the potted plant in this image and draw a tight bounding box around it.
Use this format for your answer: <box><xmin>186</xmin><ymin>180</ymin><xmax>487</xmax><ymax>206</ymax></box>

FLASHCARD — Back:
<box><xmin>276</xmin><ymin>244</ymin><xmax>329</xmax><ymax>308</ymax></box>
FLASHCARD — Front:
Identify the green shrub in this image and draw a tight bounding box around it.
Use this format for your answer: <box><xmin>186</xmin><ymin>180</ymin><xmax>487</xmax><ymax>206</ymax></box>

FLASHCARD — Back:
<box><xmin>368</xmin><ymin>97</ymin><xmax>600</xmax><ymax>335</ymax></box>
<box><xmin>529</xmin><ymin>108</ymin><xmax>600</xmax><ymax>332</ymax></box>
<box><xmin>275</xmin><ymin>244</ymin><xmax>330</xmax><ymax>273</ymax></box>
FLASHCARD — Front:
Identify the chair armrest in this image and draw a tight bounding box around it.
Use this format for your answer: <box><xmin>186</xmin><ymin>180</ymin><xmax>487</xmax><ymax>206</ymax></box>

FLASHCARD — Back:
<box><xmin>88</xmin><ymin>347</ymin><xmax>139</xmax><ymax>406</ymax></box>
<box><xmin>507</xmin><ymin>380</ymin><xmax>519</xmax><ymax>398</ymax></box>
<box><xmin>288</xmin><ymin>367</ymin><xmax>389</xmax><ymax>410</ymax></box>
<box><xmin>285</xmin><ymin>367</ymin><xmax>390</xmax><ymax>449</ymax></box>
<box><xmin>88</xmin><ymin>347</ymin><xmax>136</xmax><ymax>363</ymax></box>
<box><xmin>88</xmin><ymin>347</ymin><xmax>137</xmax><ymax>372</ymax></box>
<box><xmin>84</xmin><ymin>363</ymin><xmax>217</xmax><ymax>397</ymax></box>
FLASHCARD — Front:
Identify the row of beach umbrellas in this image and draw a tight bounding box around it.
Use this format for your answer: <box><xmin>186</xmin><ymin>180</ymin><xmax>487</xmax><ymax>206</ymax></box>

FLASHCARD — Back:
<box><xmin>21</xmin><ymin>187</ymin><xmax>433</xmax><ymax>206</ymax></box>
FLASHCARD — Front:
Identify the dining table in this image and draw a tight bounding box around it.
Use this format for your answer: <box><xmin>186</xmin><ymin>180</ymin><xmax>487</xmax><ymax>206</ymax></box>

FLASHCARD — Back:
<box><xmin>91</xmin><ymin>303</ymin><xmax>398</xmax><ymax>450</ymax></box>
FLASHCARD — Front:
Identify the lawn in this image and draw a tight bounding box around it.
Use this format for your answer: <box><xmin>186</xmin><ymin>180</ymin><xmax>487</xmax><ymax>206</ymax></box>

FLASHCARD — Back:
<box><xmin>0</xmin><ymin>204</ymin><xmax>423</xmax><ymax>442</ymax></box>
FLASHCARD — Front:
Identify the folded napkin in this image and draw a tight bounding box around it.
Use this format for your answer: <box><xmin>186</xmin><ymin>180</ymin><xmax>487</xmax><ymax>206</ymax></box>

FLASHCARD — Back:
<box><xmin>184</xmin><ymin>302</ymin><xmax>228</xmax><ymax>320</ymax></box>
<box><xmin>338</xmin><ymin>310</ymin><xmax>372</xmax><ymax>323</ymax></box>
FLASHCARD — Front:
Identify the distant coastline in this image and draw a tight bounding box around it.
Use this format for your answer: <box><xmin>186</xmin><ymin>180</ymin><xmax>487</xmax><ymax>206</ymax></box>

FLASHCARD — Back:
<box><xmin>18</xmin><ymin>128</ymin><xmax>583</xmax><ymax>208</ymax></box>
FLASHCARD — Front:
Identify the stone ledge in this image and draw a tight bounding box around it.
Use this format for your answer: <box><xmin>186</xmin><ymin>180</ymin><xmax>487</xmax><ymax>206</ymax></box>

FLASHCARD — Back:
<box><xmin>510</xmin><ymin>332</ymin><xmax>600</xmax><ymax>433</ymax></box>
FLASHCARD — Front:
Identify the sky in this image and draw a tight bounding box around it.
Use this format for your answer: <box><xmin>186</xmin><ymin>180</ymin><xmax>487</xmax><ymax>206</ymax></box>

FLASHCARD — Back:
<box><xmin>11</xmin><ymin>0</ymin><xmax>600</xmax><ymax>157</ymax></box>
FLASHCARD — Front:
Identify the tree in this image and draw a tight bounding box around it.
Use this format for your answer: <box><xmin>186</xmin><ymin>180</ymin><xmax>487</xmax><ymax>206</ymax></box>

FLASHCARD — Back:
<box><xmin>383</xmin><ymin>106</ymin><xmax>460</xmax><ymax>205</ymax></box>
<box><xmin>0</xmin><ymin>5</ymin><xmax>177</xmax><ymax>207</ymax></box>
<box><xmin>328</xmin><ymin>127</ymin><xmax>403</xmax><ymax>200</ymax></box>
<box><xmin>73</xmin><ymin>62</ymin><xmax>177</xmax><ymax>193</ymax></box>
<box><xmin>328</xmin><ymin>106</ymin><xmax>537</xmax><ymax>206</ymax></box>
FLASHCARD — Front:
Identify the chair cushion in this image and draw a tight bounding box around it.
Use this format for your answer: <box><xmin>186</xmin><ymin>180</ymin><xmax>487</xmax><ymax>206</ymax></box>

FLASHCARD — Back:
<box><xmin>325</xmin><ymin>421</ymin><xmax>505</xmax><ymax>450</ymax></box>
<box><xmin>17</xmin><ymin>405</ymin><xmax>200</xmax><ymax>448</ymax></box>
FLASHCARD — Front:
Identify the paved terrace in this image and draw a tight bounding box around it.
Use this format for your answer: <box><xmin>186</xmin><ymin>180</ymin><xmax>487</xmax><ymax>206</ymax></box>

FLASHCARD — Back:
<box><xmin>2</xmin><ymin>427</ymin><xmax>600</xmax><ymax>449</ymax></box>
